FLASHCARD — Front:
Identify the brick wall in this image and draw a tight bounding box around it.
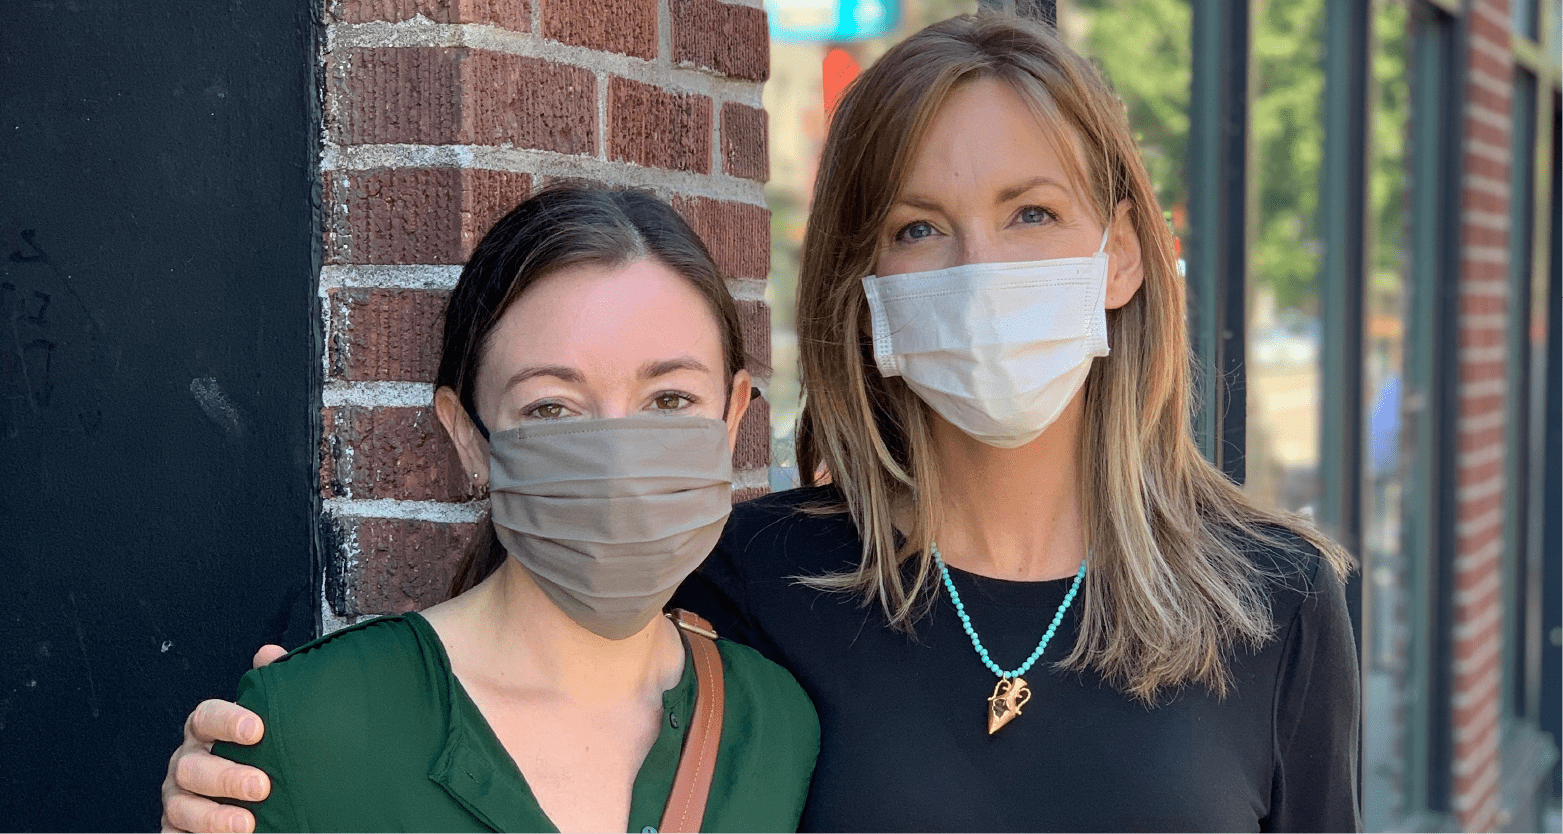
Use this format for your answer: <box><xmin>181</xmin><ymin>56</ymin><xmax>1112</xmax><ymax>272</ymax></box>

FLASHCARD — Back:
<box><xmin>1453</xmin><ymin>0</ymin><xmax>1512</xmax><ymax>829</ymax></box>
<box><xmin>316</xmin><ymin>0</ymin><xmax>772</xmax><ymax>629</ymax></box>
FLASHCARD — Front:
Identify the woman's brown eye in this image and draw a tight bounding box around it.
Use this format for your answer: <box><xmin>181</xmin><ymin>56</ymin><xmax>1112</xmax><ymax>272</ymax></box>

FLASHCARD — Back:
<box><xmin>531</xmin><ymin>403</ymin><xmax>564</xmax><ymax>419</ymax></box>
<box><xmin>656</xmin><ymin>394</ymin><xmax>681</xmax><ymax>409</ymax></box>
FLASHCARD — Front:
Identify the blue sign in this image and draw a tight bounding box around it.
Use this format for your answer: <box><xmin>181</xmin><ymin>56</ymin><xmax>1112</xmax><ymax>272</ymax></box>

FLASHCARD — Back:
<box><xmin>768</xmin><ymin>0</ymin><xmax>901</xmax><ymax>42</ymax></box>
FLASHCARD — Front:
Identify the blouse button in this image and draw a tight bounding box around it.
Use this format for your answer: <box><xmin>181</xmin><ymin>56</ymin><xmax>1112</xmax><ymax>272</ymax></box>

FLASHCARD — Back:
<box><xmin>669</xmin><ymin>713</ymin><xmax>679</xmax><ymax>729</ymax></box>
<box><xmin>642</xmin><ymin>827</ymin><xmax>658</xmax><ymax>833</ymax></box>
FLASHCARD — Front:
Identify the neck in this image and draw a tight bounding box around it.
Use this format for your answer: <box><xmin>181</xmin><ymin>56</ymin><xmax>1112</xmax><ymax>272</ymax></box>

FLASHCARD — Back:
<box><xmin>929</xmin><ymin>392</ymin><xmax>1088</xmax><ymax>582</ymax></box>
<box><xmin>432</xmin><ymin>558</ymin><xmax>685</xmax><ymax>707</ymax></box>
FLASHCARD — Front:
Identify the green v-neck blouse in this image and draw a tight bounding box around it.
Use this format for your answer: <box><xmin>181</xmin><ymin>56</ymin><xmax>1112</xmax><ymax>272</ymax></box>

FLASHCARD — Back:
<box><xmin>213</xmin><ymin>613</ymin><xmax>819</xmax><ymax>833</ymax></box>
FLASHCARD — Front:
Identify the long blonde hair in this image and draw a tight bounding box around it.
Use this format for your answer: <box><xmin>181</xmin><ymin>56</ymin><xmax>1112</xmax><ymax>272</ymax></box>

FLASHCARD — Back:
<box><xmin>794</xmin><ymin>13</ymin><xmax>1350</xmax><ymax>704</ymax></box>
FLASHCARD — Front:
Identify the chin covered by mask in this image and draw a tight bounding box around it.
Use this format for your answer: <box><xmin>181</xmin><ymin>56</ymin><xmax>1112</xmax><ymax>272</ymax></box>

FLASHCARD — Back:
<box><xmin>486</xmin><ymin>413</ymin><xmax>733</xmax><ymax>639</ymax></box>
<box><xmin>861</xmin><ymin>236</ymin><xmax>1110</xmax><ymax>448</ymax></box>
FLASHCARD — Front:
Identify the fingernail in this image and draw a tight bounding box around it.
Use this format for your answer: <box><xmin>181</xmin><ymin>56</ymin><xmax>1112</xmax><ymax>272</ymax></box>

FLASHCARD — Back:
<box><xmin>238</xmin><ymin>717</ymin><xmax>259</xmax><ymax>741</ymax></box>
<box><xmin>244</xmin><ymin>775</ymin><xmax>265</xmax><ymax>800</ymax></box>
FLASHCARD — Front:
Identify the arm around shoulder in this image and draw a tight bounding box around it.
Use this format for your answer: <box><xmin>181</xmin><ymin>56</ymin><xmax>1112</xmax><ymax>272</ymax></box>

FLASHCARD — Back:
<box><xmin>211</xmin><ymin>668</ymin><xmax>308</xmax><ymax>832</ymax></box>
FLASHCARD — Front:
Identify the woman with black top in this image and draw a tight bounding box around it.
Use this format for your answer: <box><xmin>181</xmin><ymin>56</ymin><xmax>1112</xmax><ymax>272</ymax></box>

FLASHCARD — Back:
<box><xmin>163</xmin><ymin>13</ymin><xmax>1359</xmax><ymax>832</ymax></box>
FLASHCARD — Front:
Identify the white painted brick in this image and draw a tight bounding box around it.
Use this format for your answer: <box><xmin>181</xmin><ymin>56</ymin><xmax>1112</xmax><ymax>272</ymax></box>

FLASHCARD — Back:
<box><xmin>323</xmin><ymin>380</ymin><xmax>437</xmax><ymax>408</ymax></box>
<box><xmin>324</xmin><ymin>496</ymin><xmax>489</xmax><ymax>522</ymax></box>
<box><xmin>319</xmin><ymin>264</ymin><xmax>463</xmax><ymax>292</ymax></box>
<box><xmin>321</xmin><ymin>144</ymin><xmax>768</xmax><ymax>206</ymax></box>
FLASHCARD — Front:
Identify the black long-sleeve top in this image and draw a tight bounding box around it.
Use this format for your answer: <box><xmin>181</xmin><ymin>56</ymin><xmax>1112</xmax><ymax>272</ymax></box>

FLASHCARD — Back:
<box><xmin>672</xmin><ymin>486</ymin><xmax>1362</xmax><ymax>832</ymax></box>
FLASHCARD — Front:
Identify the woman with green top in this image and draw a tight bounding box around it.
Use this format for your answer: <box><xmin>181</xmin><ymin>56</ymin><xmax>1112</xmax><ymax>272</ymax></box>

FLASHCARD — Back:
<box><xmin>208</xmin><ymin>186</ymin><xmax>818</xmax><ymax>833</ymax></box>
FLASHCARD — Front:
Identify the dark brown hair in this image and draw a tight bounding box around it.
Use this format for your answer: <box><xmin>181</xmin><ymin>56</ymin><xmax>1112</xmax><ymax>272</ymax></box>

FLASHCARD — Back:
<box><xmin>438</xmin><ymin>184</ymin><xmax>747</xmax><ymax>598</ymax></box>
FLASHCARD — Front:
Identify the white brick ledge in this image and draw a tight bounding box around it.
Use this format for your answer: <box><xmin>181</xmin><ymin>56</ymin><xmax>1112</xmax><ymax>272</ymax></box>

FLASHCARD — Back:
<box><xmin>324</xmin><ymin>496</ymin><xmax>490</xmax><ymax>522</ymax></box>
<box><xmin>323</xmin><ymin>381</ymin><xmax>436</xmax><ymax>408</ymax></box>
<box><xmin>320</xmin><ymin>264</ymin><xmax>463</xmax><ymax>292</ymax></box>
<box><xmin>322</xmin><ymin>144</ymin><xmax>768</xmax><ymax>207</ymax></box>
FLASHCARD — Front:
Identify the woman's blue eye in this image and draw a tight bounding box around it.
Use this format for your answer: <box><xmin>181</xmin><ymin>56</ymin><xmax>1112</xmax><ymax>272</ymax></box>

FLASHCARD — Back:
<box><xmin>896</xmin><ymin>221</ymin><xmax>936</xmax><ymax>242</ymax></box>
<box><xmin>1018</xmin><ymin>206</ymin><xmax>1053</xmax><ymax>224</ymax></box>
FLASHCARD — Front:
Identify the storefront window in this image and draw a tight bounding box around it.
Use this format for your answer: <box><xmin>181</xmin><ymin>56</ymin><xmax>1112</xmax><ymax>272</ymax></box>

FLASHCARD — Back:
<box><xmin>1244</xmin><ymin>0</ymin><xmax>1325</xmax><ymax>518</ymax></box>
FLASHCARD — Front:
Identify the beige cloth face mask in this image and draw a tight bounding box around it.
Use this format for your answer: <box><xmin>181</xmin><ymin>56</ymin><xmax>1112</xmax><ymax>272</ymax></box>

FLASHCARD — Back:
<box><xmin>487</xmin><ymin>413</ymin><xmax>734</xmax><ymax>640</ymax></box>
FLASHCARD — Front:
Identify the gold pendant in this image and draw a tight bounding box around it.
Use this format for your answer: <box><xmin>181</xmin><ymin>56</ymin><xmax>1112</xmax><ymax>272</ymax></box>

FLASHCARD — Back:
<box><xmin>987</xmin><ymin>676</ymin><xmax>1031</xmax><ymax>735</ymax></box>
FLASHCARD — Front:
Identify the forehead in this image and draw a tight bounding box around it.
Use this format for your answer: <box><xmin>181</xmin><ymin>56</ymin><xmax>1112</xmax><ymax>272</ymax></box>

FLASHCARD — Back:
<box><xmin>482</xmin><ymin>259</ymin><xmax>726</xmax><ymax>376</ymax></box>
<box><xmin>900</xmin><ymin>76</ymin><xmax>1090</xmax><ymax>202</ymax></box>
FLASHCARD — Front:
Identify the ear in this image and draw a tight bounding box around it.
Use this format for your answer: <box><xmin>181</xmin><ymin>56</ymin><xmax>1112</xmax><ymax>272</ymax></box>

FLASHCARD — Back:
<box><xmin>434</xmin><ymin>386</ymin><xmax>491</xmax><ymax>490</ymax></box>
<box><xmin>1104</xmin><ymin>199</ymin><xmax>1145</xmax><ymax>310</ymax></box>
<box><xmin>723</xmin><ymin>369</ymin><xmax>754</xmax><ymax>453</ymax></box>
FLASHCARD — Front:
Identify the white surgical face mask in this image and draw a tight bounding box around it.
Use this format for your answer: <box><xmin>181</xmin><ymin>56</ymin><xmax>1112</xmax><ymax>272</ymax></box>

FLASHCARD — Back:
<box><xmin>861</xmin><ymin>232</ymin><xmax>1111</xmax><ymax>448</ymax></box>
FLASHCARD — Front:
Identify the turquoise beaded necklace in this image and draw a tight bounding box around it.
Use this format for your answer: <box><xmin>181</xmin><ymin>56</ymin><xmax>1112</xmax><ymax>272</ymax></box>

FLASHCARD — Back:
<box><xmin>930</xmin><ymin>541</ymin><xmax>1086</xmax><ymax>734</ymax></box>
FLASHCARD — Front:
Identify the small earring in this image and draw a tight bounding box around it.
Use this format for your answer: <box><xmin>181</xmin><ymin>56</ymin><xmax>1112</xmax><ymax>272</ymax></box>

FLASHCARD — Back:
<box><xmin>471</xmin><ymin>472</ymin><xmax>479</xmax><ymax>480</ymax></box>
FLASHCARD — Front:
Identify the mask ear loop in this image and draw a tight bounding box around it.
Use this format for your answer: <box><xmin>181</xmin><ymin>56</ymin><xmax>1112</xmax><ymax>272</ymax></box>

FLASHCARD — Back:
<box><xmin>1096</xmin><ymin>226</ymin><xmax>1112</xmax><ymax>255</ymax></box>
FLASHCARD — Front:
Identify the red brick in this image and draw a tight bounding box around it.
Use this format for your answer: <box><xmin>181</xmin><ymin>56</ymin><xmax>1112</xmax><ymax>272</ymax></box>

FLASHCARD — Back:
<box><xmin>1463</xmin><ymin>188</ymin><xmax>1509</xmax><ymax>214</ymax></box>
<box><xmin>1461</xmin><ymin>294</ymin><xmax>1505</xmax><ymax>316</ymax></box>
<box><xmin>721</xmin><ymin>102</ymin><xmax>768</xmax><ymax>181</ymax></box>
<box><xmin>349</xmin><ymin>518</ymin><xmax>478</xmax><ymax>614</ymax></box>
<box><xmin>1460</xmin><ymin>393</ymin><xmax>1504</xmax><ymax>417</ymax></box>
<box><xmin>325</xmin><ymin>168</ymin><xmax>530</xmax><ymax>264</ymax></box>
<box><xmin>322</xmin><ymin>406</ymin><xmax>470</xmax><ymax>501</ymax></box>
<box><xmin>1456</xmin><ymin>487</ymin><xmax>1502</xmax><ymax>519</ymax></box>
<box><xmin>1465</xmin><ymin>115</ymin><xmax>1508</xmax><ymax>149</ymax></box>
<box><xmin>608</xmin><ymin>77</ymin><xmax>713</xmax><ymax>173</ymax></box>
<box><xmin>328</xmin><ymin>287</ymin><xmax>449</xmax><ymax>381</ymax></box>
<box><xmin>1463</xmin><ymin>152</ymin><xmax>1510</xmax><ymax>182</ymax></box>
<box><xmin>1461</xmin><ymin>223</ymin><xmax>1507</xmax><ymax>249</ymax></box>
<box><xmin>461</xmin><ymin>169</ymin><xmax>535</xmax><ymax>253</ymax></box>
<box><xmin>334</xmin><ymin>0</ymin><xmax>531</xmax><ymax>29</ymax></box>
<box><xmin>734</xmin><ymin>393</ymin><xmax>770</xmax><ymax>471</ymax></box>
<box><xmin>1467</xmin><ymin>4</ymin><xmax>1512</xmax><ymax>47</ymax></box>
<box><xmin>331</xmin><ymin>48</ymin><xmax>596</xmax><ymax>153</ymax></box>
<box><xmin>733</xmin><ymin>487</ymin><xmax>769</xmax><ymax>503</ymax></box>
<box><xmin>1459</xmin><ymin>424</ymin><xmax>1504</xmax><ymax>452</ymax></box>
<box><xmin>671</xmin><ymin>195</ymin><xmax>770</xmax><ymax>280</ymax></box>
<box><xmin>329</xmin><ymin>47</ymin><xmax>461</xmax><ymax>145</ymax></box>
<box><xmin>461</xmin><ymin>52</ymin><xmax>597</xmax><ymax>151</ymax></box>
<box><xmin>1459</xmin><ymin>327</ymin><xmax>1504</xmax><ymax>349</ymax></box>
<box><xmin>1457</xmin><ymin>522</ymin><xmax>1500</xmax><ymax>555</ymax></box>
<box><xmin>670</xmin><ymin>0</ymin><xmax>769</xmax><ymax>81</ymax></box>
<box><xmin>1466</xmin><ymin>83</ymin><xmax>1513</xmax><ymax>117</ymax></box>
<box><xmin>540</xmin><ymin>0</ymin><xmax>657</xmax><ymax>59</ymax></box>
<box><xmin>735</xmin><ymin>298</ymin><xmax>771</xmax><ymax>370</ymax></box>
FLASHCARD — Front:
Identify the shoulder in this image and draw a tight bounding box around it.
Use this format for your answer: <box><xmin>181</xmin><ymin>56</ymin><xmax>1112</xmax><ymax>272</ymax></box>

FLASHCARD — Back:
<box><xmin>236</xmin><ymin>614</ymin><xmax>443</xmax><ymax>736</ymax></box>
<box><xmin>715</xmin><ymin>486</ymin><xmax>862</xmax><ymax>577</ymax></box>
<box><xmin>254</xmin><ymin>614</ymin><xmax>431</xmax><ymax>689</ymax></box>
<box><xmin>716</xmin><ymin>637</ymin><xmax>818</xmax><ymax>718</ymax></box>
<box><xmin>713</xmin><ymin>637</ymin><xmax>820</xmax><ymax>753</ymax></box>
<box><xmin>1228</xmin><ymin>523</ymin><xmax>1349</xmax><ymax>631</ymax></box>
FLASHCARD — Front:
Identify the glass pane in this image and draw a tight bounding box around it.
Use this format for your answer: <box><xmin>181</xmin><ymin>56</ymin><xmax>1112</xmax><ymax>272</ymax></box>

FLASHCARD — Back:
<box><xmin>1515</xmin><ymin>0</ymin><xmax>1541</xmax><ymax>40</ymax></box>
<box><xmin>1362</xmin><ymin>0</ymin><xmax>1414</xmax><ymax>826</ymax></box>
<box><xmin>1245</xmin><ymin>0</ymin><xmax>1325</xmax><ymax>517</ymax></box>
<box><xmin>764</xmin><ymin>0</ymin><xmax>981</xmax><ymax>491</ymax></box>
<box><xmin>1060</xmin><ymin>0</ymin><xmax>1192</xmax><ymax>242</ymax></box>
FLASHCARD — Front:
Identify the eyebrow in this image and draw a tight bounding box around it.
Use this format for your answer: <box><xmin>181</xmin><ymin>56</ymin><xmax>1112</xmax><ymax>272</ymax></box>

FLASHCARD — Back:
<box><xmin>894</xmin><ymin>175</ymin><xmax>1071</xmax><ymax>212</ymax></box>
<box><xmin>502</xmin><ymin>365</ymin><xmax>584</xmax><ymax>393</ymax></box>
<box><xmin>500</xmin><ymin>356</ymin><xmax>711</xmax><ymax>393</ymax></box>
<box><xmin>640</xmin><ymin>356</ymin><xmax>711</xmax><ymax>378</ymax></box>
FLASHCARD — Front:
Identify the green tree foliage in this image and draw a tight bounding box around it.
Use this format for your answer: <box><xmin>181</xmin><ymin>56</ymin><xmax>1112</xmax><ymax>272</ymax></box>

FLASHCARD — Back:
<box><xmin>1077</xmin><ymin>0</ymin><xmax>1409</xmax><ymax>314</ymax></box>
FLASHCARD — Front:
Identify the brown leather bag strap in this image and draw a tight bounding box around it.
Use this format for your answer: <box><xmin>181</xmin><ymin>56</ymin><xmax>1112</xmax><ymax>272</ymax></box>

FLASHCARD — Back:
<box><xmin>659</xmin><ymin>609</ymin><xmax>725</xmax><ymax>833</ymax></box>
